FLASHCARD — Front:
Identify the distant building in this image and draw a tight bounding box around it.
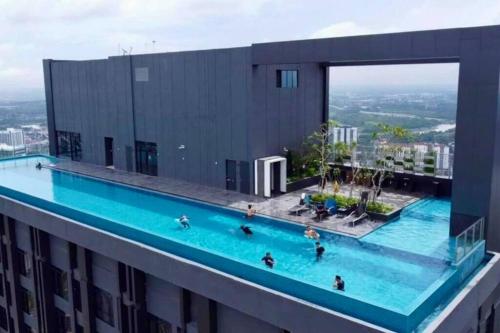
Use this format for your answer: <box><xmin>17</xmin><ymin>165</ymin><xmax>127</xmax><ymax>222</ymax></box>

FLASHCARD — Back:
<box><xmin>331</xmin><ymin>126</ymin><xmax>358</xmax><ymax>145</ymax></box>
<box><xmin>432</xmin><ymin>144</ymin><xmax>451</xmax><ymax>171</ymax></box>
<box><xmin>388</xmin><ymin>143</ymin><xmax>452</xmax><ymax>176</ymax></box>
<box><xmin>0</xmin><ymin>128</ymin><xmax>26</xmax><ymax>156</ymax></box>
<box><xmin>0</xmin><ymin>128</ymin><xmax>24</xmax><ymax>147</ymax></box>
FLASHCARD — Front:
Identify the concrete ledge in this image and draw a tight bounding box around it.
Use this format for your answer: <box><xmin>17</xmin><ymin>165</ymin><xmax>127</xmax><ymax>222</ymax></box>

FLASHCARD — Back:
<box><xmin>423</xmin><ymin>253</ymin><xmax>500</xmax><ymax>333</ymax></box>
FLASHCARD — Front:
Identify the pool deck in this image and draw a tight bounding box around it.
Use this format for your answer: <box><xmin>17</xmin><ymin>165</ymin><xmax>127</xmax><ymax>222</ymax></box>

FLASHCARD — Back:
<box><xmin>47</xmin><ymin>159</ymin><xmax>422</xmax><ymax>237</ymax></box>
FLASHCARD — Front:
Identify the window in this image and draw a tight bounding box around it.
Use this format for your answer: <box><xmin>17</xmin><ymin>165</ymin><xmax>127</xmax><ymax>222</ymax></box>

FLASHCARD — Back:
<box><xmin>55</xmin><ymin>308</ymin><xmax>71</xmax><ymax>333</ymax></box>
<box><xmin>21</xmin><ymin>288</ymin><xmax>34</xmax><ymax>315</ymax></box>
<box><xmin>17</xmin><ymin>250</ymin><xmax>31</xmax><ymax>277</ymax></box>
<box><xmin>148</xmin><ymin>314</ymin><xmax>171</xmax><ymax>333</ymax></box>
<box><xmin>276</xmin><ymin>70</ymin><xmax>298</xmax><ymax>88</ymax></box>
<box><xmin>1</xmin><ymin>244</ymin><xmax>8</xmax><ymax>270</ymax></box>
<box><xmin>56</xmin><ymin>131</ymin><xmax>82</xmax><ymax>161</ymax></box>
<box><xmin>0</xmin><ymin>215</ymin><xmax>4</xmax><ymax>235</ymax></box>
<box><xmin>135</xmin><ymin>67</ymin><xmax>149</xmax><ymax>82</ymax></box>
<box><xmin>0</xmin><ymin>306</ymin><xmax>7</xmax><ymax>330</ymax></box>
<box><xmin>52</xmin><ymin>267</ymin><xmax>69</xmax><ymax>300</ymax></box>
<box><xmin>73</xmin><ymin>279</ymin><xmax>81</xmax><ymax>311</ymax></box>
<box><xmin>135</xmin><ymin>141</ymin><xmax>158</xmax><ymax>176</ymax></box>
<box><xmin>23</xmin><ymin>324</ymin><xmax>36</xmax><ymax>333</ymax></box>
<box><xmin>94</xmin><ymin>287</ymin><xmax>114</xmax><ymax>326</ymax></box>
<box><xmin>5</xmin><ymin>281</ymin><xmax>10</xmax><ymax>303</ymax></box>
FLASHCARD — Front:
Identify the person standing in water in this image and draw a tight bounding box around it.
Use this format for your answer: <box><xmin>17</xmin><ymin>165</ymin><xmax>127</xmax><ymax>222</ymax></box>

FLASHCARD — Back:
<box><xmin>315</xmin><ymin>242</ymin><xmax>325</xmax><ymax>260</ymax></box>
<box><xmin>261</xmin><ymin>252</ymin><xmax>275</xmax><ymax>269</ymax></box>
<box><xmin>333</xmin><ymin>275</ymin><xmax>345</xmax><ymax>291</ymax></box>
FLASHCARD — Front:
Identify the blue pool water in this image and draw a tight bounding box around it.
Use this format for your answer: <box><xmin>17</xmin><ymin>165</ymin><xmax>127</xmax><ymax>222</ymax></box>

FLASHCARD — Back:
<box><xmin>363</xmin><ymin>198</ymin><xmax>453</xmax><ymax>260</ymax></box>
<box><xmin>0</xmin><ymin>156</ymin><xmax>485</xmax><ymax>332</ymax></box>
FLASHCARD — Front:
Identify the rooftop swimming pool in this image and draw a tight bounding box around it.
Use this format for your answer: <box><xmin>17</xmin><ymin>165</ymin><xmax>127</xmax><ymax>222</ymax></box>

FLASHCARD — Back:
<box><xmin>0</xmin><ymin>156</ymin><xmax>486</xmax><ymax>332</ymax></box>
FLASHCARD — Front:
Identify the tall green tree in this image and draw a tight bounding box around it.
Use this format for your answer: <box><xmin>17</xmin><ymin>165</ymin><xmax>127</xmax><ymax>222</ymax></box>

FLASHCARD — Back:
<box><xmin>334</xmin><ymin>141</ymin><xmax>364</xmax><ymax>198</ymax></box>
<box><xmin>371</xmin><ymin>123</ymin><xmax>411</xmax><ymax>202</ymax></box>
<box><xmin>304</xmin><ymin>120</ymin><xmax>338</xmax><ymax>193</ymax></box>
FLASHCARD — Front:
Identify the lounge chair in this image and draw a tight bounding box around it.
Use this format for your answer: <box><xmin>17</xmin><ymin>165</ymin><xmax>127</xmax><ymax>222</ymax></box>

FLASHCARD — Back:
<box><xmin>348</xmin><ymin>191</ymin><xmax>369</xmax><ymax>227</ymax></box>
<box><xmin>337</xmin><ymin>204</ymin><xmax>356</xmax><ymax>217</ymax></box>
<box><xmin>314</xmin><ymin>198</ymin><xmax>337</xmax><ymax>221</ymax></box>
<box><xmin>288</xmin><ymin>193</ymin><xmax>311</xmax><ymax>216</ymax></box>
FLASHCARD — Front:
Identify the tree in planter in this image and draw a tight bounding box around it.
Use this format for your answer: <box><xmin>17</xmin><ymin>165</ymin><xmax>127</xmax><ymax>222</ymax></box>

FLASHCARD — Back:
<box><xmin>303</xmin><ymin>120</ymin><xmax>338</xmax><ymax>193</ymax></box>
<box><xmin>371</xmin><ymin>123</ymin><xmax>411</xmax><ymax>202</ymax></box>
<box><xmin>331</xmin><ymin>167</ymin><xmax>341</xmax><ymax>195</ymax></box>
<box><xmin>334</xmin><ymin>141</ymin><xmax>364</xmax><ymax>198</ymax></box>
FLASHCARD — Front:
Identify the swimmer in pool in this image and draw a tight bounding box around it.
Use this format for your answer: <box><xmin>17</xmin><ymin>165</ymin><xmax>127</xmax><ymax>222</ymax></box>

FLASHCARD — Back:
<box><xmin>315</xmin><ymin>241</ymin><xmax>325</xmax><ymax>260</ymax></box>
<box><xmin>178</xmin><ymin>215</ymin><xmax>190</xmax><ymax>229</ymax></box>
<box><xmin>333</xmin><ymin>275</ymin><xmax>345</xmax><ymax>291</ymax></box>
<box><xmin>304</xmin><ymin>226</ymin><xmax>320</xmax><ymax>240</ymax></box>
<box><xmin>261</xmin><ymin>252</ymin><xmax>275</xmax><ymax>269</ymax></box>
<box><xmin>240</xmin><ymin>225</ymin><xmax>253</xmax><ymax>236</ymax></box>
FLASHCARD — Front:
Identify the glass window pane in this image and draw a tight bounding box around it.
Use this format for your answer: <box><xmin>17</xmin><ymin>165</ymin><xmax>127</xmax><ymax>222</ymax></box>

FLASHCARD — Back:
<box><xmin>292</xmin><ymin>70</ymin><xmax>298</xmax><ymax>87</ymax></box>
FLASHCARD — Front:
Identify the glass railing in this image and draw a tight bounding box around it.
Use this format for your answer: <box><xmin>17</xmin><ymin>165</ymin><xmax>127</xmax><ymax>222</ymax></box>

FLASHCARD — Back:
<box><xmin>331</xmin><ymin>145</ymin><xmax>454</xmax><ymax>179</ymax></box>
<box><xmin>454</xmin><ymin>217</ymin><xmax>484</xmax><ymax>263</ymax></box>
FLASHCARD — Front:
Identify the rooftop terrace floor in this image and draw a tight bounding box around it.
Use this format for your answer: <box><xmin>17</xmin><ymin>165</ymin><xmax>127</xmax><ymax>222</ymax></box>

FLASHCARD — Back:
<box><xmin>49</xmin><ymin>159</ymin><xmax>421</xmax><ymax>237</ymax></box>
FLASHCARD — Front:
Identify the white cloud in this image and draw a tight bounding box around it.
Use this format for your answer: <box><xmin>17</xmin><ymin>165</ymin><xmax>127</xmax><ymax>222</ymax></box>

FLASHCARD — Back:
<box><xmin>0</xmin><ymin>0</ymin><xmax>118</xmax><ymax>23</ymax></box>
<box><xmin>310</xmin><ymin>21</ymin><xmax>372</xmax><ymax>38</ymax></box>
<box><xmin>310</xmin><ymin>1</ymin><xmax>500</xmax><ymax>41</ymax></box>
<box><xmin>0</xmin><ymin>0</ymin><xmax>499</xmax><ymax>99</ymax></box>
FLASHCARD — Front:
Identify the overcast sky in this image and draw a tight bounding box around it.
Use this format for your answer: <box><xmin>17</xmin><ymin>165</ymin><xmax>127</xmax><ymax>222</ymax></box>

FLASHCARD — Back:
<box><xmin>0</xmin><ymin>0</ymin><xmax>499</xmax><ymax>99</ymax></box>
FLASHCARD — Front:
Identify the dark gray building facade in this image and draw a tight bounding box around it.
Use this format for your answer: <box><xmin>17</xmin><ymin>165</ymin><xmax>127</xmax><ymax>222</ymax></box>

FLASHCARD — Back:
<box><xmin>43</xmin><ymin>47</ymin><xmax>325</xmax><ymax>195</ymax></box>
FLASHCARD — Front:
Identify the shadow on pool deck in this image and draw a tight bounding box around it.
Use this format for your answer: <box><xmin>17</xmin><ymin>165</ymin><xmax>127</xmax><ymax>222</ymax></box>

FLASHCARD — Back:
<box><xmin>48</xmin><ymin>160</ymin><xmax>422</xmax><ymax>237</ymax></box>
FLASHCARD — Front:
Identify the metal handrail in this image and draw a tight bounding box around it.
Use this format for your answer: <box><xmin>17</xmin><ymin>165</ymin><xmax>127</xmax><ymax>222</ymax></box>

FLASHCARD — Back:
<box><xmin>454</xmin><ymin>217</ymin><xmax>484</xmax><ymax>263</ymax></box>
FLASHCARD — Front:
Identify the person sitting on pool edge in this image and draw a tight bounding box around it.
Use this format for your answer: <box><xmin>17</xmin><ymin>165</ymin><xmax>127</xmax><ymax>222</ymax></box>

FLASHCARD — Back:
<box><xmin>246</xmin><ymin>204</ymin><xmax>256</xmax><ymax>219</ymax></box>
<box><xmin>240</xmin><ymin>224</ymin><xmax>253</xmax><ymax>236</ymax></box>
<box><xmin>178</xmin><ymin>215</ymin><xmax>190</xmax><ymax>229</ymax></box>
<box><xmin>261</xmin><ymin>252</ymin><xmax>275</xmax><ymax>269</ymax></box>
<box><xmin>315</xmin><ymin>241</ymin><xmax>325</xmax><ymax>260</ymax></box>
<box><xmin>333</xmin><ymin>275</ymin><xmax>345</xmax><ymax>291</ymax></box>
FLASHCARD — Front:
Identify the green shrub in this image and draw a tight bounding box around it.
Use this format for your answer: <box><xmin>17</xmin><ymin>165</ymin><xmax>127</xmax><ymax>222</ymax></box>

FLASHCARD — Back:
<box><xmin>305</xmin><ymin>167</ymin><xmax>317</xmax><ymax>177</ymax></box>
<box><xmin>310</xmin><ymin>193</ymin><xmax>359</xmax><ymax>208</ymax></box>
<box><xmin>404</xmin><ymin>158</ymin><xmax>414</xmax><ymax>163</ymax></box>
<box><xmin>394</xmin><ymin>160</ymin><xmax>404</xmax><ymax>166</ymax></box>
<box><xmin>311</xmin><ymin>193</ymin><xmax>328</xmax><ymax>203</ymax></box>
<box><xmin>423</xmin><ymin>158</ymin><xmax>435</xmax><ymax>165</ymax></box>
<box><xmin>423</xmin><ymin>166</ymin><xmax>435</xmax><ymax>174</ymax></box>
<box><xmin>335</xmin><ymin>195</ymin><xmax>359</xmax><ymax>208</ymax></box>
<box><xmin>367</xmin><ymin>201</ymin><xmax>393</xmax><ymax>214</ymax></box>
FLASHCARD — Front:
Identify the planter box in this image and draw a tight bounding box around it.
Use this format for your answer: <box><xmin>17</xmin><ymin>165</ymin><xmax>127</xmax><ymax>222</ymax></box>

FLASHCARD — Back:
<box><xmin>367</xmin><ymin>207</ymin><xmax>403</xmax><ymax>221</ymax></box>
<box><xmin>287</xmin><ymin>175</ymin><xmax>321</xmax><ymax>193</ymax></box>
